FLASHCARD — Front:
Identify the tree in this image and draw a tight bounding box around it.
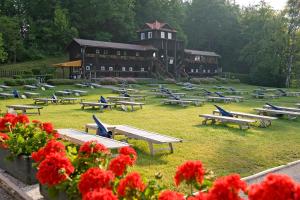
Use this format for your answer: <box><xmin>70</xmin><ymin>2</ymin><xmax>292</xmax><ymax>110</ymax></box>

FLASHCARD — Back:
<box><xmin>285</xmin><ymin>0</ymin><xmax>300</xmax><ymax>87</ymax></box>
<box><xmin>0</xmin><ymin>33</ymin><xmax>8</xmax><ymax>62</ymax></box>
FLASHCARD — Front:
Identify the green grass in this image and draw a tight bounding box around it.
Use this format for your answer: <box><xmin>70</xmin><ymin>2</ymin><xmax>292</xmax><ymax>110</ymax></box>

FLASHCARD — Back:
<box><xmin>1</xmin><ymin>83</ymin><xmax>300</xmax><ymax>191</ymax></box>
<box><xmin>0</xmin><ymin>56</ymin><xmax>67</xmax><ymax>71</ymax></box>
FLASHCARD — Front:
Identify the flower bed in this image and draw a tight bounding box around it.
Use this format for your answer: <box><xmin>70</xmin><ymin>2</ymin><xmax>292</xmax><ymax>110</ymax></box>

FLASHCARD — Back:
<box><xmin>0</xmin><ymin>114</ymin><xmax>58</xmax><ymax>184</ymax></box>
<box><xmin>1</xmin><ymin>114</ymin><xmax>300</xmax><ymax>199</ymax></box>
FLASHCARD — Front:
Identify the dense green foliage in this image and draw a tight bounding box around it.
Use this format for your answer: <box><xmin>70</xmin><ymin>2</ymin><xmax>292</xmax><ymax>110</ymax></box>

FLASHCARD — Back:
<box><xmin>0</xmin><ymin>0</ymin><xmax>299</xmax><ymax>86</ymax></box>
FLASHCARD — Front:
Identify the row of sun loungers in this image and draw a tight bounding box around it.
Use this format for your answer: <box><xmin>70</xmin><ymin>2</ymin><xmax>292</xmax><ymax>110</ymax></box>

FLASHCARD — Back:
<box><xmin>6</xmin><ymin>105</ymin><xmax>43</xmax><ymax>115</ymax></box>
<box><xmin>34</xmin><ymin>97</ymin><xmax>83</xmax><ymax>105</ymax></box>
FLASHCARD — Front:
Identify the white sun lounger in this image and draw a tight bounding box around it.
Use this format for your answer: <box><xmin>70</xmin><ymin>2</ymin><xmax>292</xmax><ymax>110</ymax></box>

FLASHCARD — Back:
<box><xmin>254</xmin><ymin>108</ymin><xmax>300</xmax><ymax>120</ymax></box>
<box><xmin>80</xmin><ymin>102</ymin><xmax>114</xmax><ymax>111</ymax></box>
<box><xmin>24</xmin><ymin>91</ymin><xmax>40</xmax><ymax>98</ymax></box>
<box><xmin>212</xmin><ymin>110</ymin><xmax>277</xmax><ymax>127</ymax></box>
<box><xmin>199</xmin><ymin>114</ymin><xmax>255</xmax><ymax>130</ymax></box>
<box><xmin>24</xmin><ymin>85</ymin><xmax>38</xmax><ymax>90</ymax></box>
<box><xmin>0</xmin><ymin>85</ymin><xmax>11</xmax><ymax>90</ymax></box>
<box><xmin>263</xmin><ymin>105</ymin><xmax>300</xmax><ymax>113</ymax></box>
<box><xmin>0</xmin><ymin>93</ymin><xmax>14</xmax><ymax>99</ymax></box>
<box><xmin>85</xmin><ymin>124</ymin><xmax>182</xmax><ymax>155</ymax></box>
<box><xmin>115</xmin><ymin>101</ymin><xmax>144</xmax><ymax>111</ymax></box>
<box><xmin>57</xmin><ymin>129</ymin><xmax>129</xmax><ymax>149</ymax></box>
<box><xmin>207</xmin><ymin>96</ymin><xmax>233</xmax><ymax>103</ymax></box>
<box><xmin>6</xmin><ymin>105</ymin><xmax>43</xmax><ymax>115</ymax></box>
<box><xmin>33</xmin><ymin>98</ymin><xmax>57</xmax><ymax>105</ymax></box>
<box><xmin>55</xmin><ymin>90</ymin><xmax>72</xmax><ymax>96</ymax></box>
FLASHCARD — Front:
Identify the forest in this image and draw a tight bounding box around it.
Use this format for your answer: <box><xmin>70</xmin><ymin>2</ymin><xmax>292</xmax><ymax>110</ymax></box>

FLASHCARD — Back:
<box><xmin>0</xmin><ymin>0</ymin><xmax>299</xmax><ymax>87</ymax></box>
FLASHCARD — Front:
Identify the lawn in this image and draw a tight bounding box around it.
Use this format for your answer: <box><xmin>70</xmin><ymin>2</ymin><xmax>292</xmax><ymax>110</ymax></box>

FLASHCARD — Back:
<box><xmin>1</xmin><ymin>83</ymin><xmax>300</xmax><ymax>191</ymax></box>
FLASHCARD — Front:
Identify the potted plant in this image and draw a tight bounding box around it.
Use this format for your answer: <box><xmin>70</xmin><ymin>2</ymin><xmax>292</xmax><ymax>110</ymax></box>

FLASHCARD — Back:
<box><xmin>0</xmin><ymin>113</ymin><xmax>58</xmax><ymax>184</ymax></box>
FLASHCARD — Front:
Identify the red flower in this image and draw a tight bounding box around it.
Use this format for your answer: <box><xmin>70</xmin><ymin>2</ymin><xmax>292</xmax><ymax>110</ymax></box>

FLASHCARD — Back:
<box><xmin>119</xmin><ymin>146</ymin><xmax>137</xmax><ymax>165</ymax></box>
<box><xmin>79</xmin><ymin>140</ymin><xmax>109</xmax><ymax>157</ymax></box>
<box><xmin>31</xmin><ymin>140</ymin><xmax>66</xmax><ymax>163</ymax></box>
<box><xmin>83</xmin><ymin>188</ymin><xmax>117</xmax><ymax>200</ymax></box>
<box><xmin>78</xmin><ymin>168</ymin><xmax>115</xmax><ymax>195</ymax></box>
<box><xmin>248</xmin><ymin>174</ymin><xmax>296</xmax><ymax>200</ymax></box>
<box><xmin>174</xmin><ymin>161</ymin><xmax>205</xmax><ymax>186</ymax></box>
<box><xmin>207</xmin><ymin>174</ymin><xmax>246</xmax><ymax>200</ymax></box>
<box><xmin>117</xmin><ymin>172</ymin><xmax>145</xmax><ymax>197</ymax></box>
<box><xmin>0</xmin><ymin>132</ymin><xmax>9</xmax><ymax>148</ymax></box>
<box><xmin>108</xmin><ymin>155</ymin><xmax>132</xmax><ymax>176</ymax></box>
<box><xmin>158</xmin><ymin>190</ymin><xmax>185</xmax><ymax>200</ymax></box>
<box><xmin>0</xmin><ymin>113</ymin><xmax>18</xmax><ymax>131</ymax></box>
<box><xmin>16</xmin><ymin>114</ymin><xmax>29</xmax><ymax>124</ymax></box>
<box><xmin>32</xmin><ymin>120</ymin><xmax>42</xmax><ymax>124</ymax></box>
<box><xmin>36</xmin><ymin>153</ymin><xmax>74</xmax><ymax>186</ymax></box>
<box><xmin>294</xmin><ymin>184</ymin><xmax>300</xmax><ymax>200</ymax></box>
<box><xmin>42</xmin><ymin>122</ymin><xmax>54</xmax><ymax>134</ymax></box>
<box><xmin>188</xmin><ymin>192</ymin><xmax>208</xmax><ymax>200</ymax></box>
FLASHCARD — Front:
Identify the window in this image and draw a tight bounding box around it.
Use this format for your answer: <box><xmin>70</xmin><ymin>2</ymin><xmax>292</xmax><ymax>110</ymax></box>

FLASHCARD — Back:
<box><xmin>86</xmin><ymin>66</ymin><xmax>90</xmax><ymax>71</ymax></box>
<box><xmin>215</xmin><ymin>69</ymin><xmax>218</xmax><ymax>73</ymax></box>
<box><xmin>124</xmin><ymin>51</ymin><xmax>127</xmax><ymax>56</ymax></box>
<box><xmin>196</xmin><ymin>69</ymin><xmax>199</xmax><ymax>73</ymax></box>
<box><xmin>195</xmin><ymin>56</ymin><xmax>200</xmax><ymax>61</ymax></box>
<box><xmin>191</xmin><ymin>69</ymin><xmax>194</xmax><ymax>73</ymax></box>
<box><xmin>122</xmin><ymin>67</ymin><xmax>126</xmax><ymax>71</ymax></box>
<box><xmin>136</xmin><ymin>52</ymin><xmax>140</xmax><ymax>57</ymax></box>
<box><xmin>203</xmin><ymin>69</ymin><xmax>206</xmax><ymax>73</ymax></box>
<box><xmin>161</xmin><ymin>31</ymin><xmax>165</xmax><ymax>39</ymax></box>
<box><xmin>169</xmin><ymin>58</ymin><xmax>174</xmax><ymax>64</ymax></box>
<box><xmin>153</xmin><ymin>52</ymin><xmax>156</xmax><ymax>58</ymax></box>
<box><xmin>207</xmin><ymin>69</ymin><xmax>210</xmax><ymax>73</ymax></box>
<box><xmin>101</xmin><ymin>66</ymin><xmax>105</xmax><ymax>71</ymax></box>
<box><xmin>104</xmin><ymin>50</ymin><xmax>108</xmax><ymax>55</ymax></box>
<box><xmin>109</xmin><ymin>67</ymin><xmax>113</xmax><ymax>71</ymax></box>
<box><xmin>117</xmin><ymin>51</ymin><xmax>121</xmax><ymax>56</ymax></box>
<box><xmin>129</xmin><ymin>67</ymin><xmax>133</xmax><ymax>72</ymax></box>
<box><xmin>168</xmin><ymin>32</ymin><xmax>172</xmax><ymax>39</ymax></box>
<box><xmin>141</xmin><ymin>32</ymin><xmax>145</xmax><ymax>40</ymax></box>
<box><xmin>148</xmin><ymin>32</ymin><xmax>152</xmax><ymax>39</ymax></box>
<box><xmin>96</xmin><ymin>49</ymin><xmax>100</xmax><ymax>54</ymax></box>
<box><xmin>141</xmin><ymin>67</ymin><xmax>145</xmax><ymax>72</ymax></box>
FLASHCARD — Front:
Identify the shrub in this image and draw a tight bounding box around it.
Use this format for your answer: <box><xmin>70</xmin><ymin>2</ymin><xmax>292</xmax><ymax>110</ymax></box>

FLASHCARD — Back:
<box><xmin>98</xmin><ymin>77</ymin><xmax>118</xmax><ymax>85</ymax></box>
<box><xmin>24</xmin><ymin>78</ymin><xmax>38</xmax><ymax>85</ymax></box>
<box><xmin>214</xmin><ymin>77</ymin><xmax>229</xmax><ymax>84</ymax></box>
<box><xmin>15</xmin><ymin>79</ymin><xmax>26</xmax><ymax>85</ymax></box>
<box><xmin>13</xmin><ymin>75</ymin><xmax>22</xmax><ymax>79</ymax></box>
<box><xmin>47</xmin><ymin>79</ymin><xmax>81</xmax><ymax>85</ymax></box>
<box><xmin>3</xmin><ymin>78</ymin><xmax>18</xmax><ymax>86</ymax></box>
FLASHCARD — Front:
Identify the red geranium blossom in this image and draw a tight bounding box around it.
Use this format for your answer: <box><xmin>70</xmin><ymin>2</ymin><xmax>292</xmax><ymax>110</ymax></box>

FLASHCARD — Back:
<box><xmin>248</xmin><ymin>174</ymin><xmax>296</xmax><ymax>200</ymax></box>
<box><xmin>174</xmin><ymin>161</ymin><xmax>205</xmax><ymax>186</ymax></box>
<box><xmin>32</xmin><ymin>120</ymin><xmax>42</xmax><ymax>124</ymax></box>
<box><xmin>294</xmin><ymin>184</ymin><xmax>300</xmax><ymax>200</ymax></box>
<box><xmin>158</xmin><ymin>190</ymin><xmax>185</xmax><ymax>200</ymax></box>
<box><xmin>108</xmin><ymin>154</ymin><xmax>132</xmax><ymax>176</ymax></box>
<box><xmin>207</xmin><ymin>174</ymin><xmax>246</xmax><ymax>200</ymax></box>
<box><xmin>188</xmin><ymin>192</ymin><xmax>208</xmax><ymax>200</ymax></box>
<box><xmin>16</xmin><ymin>114</ymin><xmax>29</xmax><ymax>124</ymax></box>
<box><xmin>36</xmin><ymin>153</ymin><xmax>74</xmax><ymax>186</ymax></box>
<box><xmin>83</xmin><ymin>188</ymin><xmax>117</xmax><ymax>200</ymax></box>
<box><xmin>31</xmin><ymin>139</ymin><xmax>66</xmax><ymax>163</ymax></box>
<box><xmin>79</xmin><ymin>140</ymin><xmax>109</xmax><ymax>157</ymax></box>
<box><xmin>117</xmin><ymin>172</ymin><xmax>146</xmax><ymax>197</ymax></box>
<box><xmin>0</xmin><ymin>113</ymin><xmax>18</xmax><ymax>131</ymax></box>
<box><xmin>119</xmin><ymin>146</ymin><xmax>137</xmax><ymax>165</ymax></box>
<box><xmin>0</xmin><ymin>132</ymin><xmax>9</xmax><ymax>148</ymax></box>
<box><xmin>42</xmin><ymin>122</ymin><xmax>54</xmax><ymax>134</ymax></box>
<box><xmin>78</xmin><ymin>168</ymin><xmax>115</xmax><ymax>195</ymax></box>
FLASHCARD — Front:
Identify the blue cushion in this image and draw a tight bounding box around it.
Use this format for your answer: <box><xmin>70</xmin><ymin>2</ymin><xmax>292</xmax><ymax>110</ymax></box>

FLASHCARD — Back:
<box><xmin>13</xmin><ymin>89</ymin><xmax>20</xmax><ymax>98</ymax></box>
<box><xmin>92</xmin><ymin>115</ymin><xmax>112</xmax><ymax>138</ymax></box>
<box><xmin>215</xmin><ymin>92</ymin><xmax>225</xmax><ymax>98</ymax></box>
<box><xmin>215</xmin><ymin>105</ymin><xmax>233</xmax><ymax>117</ymax></box>
<box><xmin>170</xmin><ymin>93</ymin><xmax>180</xmax><ymax>100</ymax></box>
<box><xmin>124</xmin><ymin>93</ymin><xmax>130</xmax><ymax>97</ymax></box>
<box><xmin>52</xmin><ymin>94</ymin><xmax>58</xmax><ymax>103</ymax></box>
<box><xmin>277</xmin><ymin>89</ymin><xmax>287</xmax><ymax>95</ymax></box>
<box><xmin>100</xmin><ymin>96</ymin><xmax>108</xmax><ymax>108</ymax></box>
<box><xmin>266</xmin><ymin>103</ymin><xmax>281</xmax><ymax>110</ymax></box>
<box><xmin>203</xmin><ymin>89</ymin><xmax>212</xmax><ymax>95</ymax></box>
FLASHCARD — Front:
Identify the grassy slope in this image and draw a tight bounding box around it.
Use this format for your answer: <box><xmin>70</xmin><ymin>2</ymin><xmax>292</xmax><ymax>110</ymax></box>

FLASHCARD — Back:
<box><xmin>1</xmin><ymin>83</ymin><xmax>300</xmax><ymax>191</ymax></box>
<box><xmin>0</xmin><ymin>56</ymin><xmax>67</xmax><ymax>71</ymax></box>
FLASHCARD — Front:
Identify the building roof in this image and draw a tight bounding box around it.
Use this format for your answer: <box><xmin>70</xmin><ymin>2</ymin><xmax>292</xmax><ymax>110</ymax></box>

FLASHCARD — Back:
<box><xmin>138</xmin><ymin>20</ymin><xmax>177</xmax><ymax>32</ymax></box>
<box><xmin>184</xmin><ymin>49</ymin><xmax>220</xmax><ymax>57</ymax></box>
<box><xmin>72</xmin><ymin>38</ymin><xmax>157</xmax><ymax>51</ymax></box>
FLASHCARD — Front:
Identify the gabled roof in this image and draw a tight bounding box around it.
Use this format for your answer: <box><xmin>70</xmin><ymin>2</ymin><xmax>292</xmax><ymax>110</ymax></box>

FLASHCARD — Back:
<box><xmin>71</xmin><ymin>38</ymin><xmax>157</xmax><ymax>51</ymax></box>
<box><xmin>138</xmin><ymin>20</ymin><xmax>177</xmax><ymax>32</ymax></box>
<box><xmin>184</xmin><ymin>49</ymin><xmax>221</xmax><ymax>57</ymax></box>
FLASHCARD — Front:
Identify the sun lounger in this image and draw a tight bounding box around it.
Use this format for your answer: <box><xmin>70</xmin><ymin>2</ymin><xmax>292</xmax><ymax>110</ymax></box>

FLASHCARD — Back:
<box><xmin>0</xmin><ymin>85</ymin><xmax>11</xmax><ymax>90</ymax></box>
<box><xmin>295</xmin><ymin>103</ymin><xmax>300</xmax><ymax>108</ymax></box>
<box><xmin>24</xmin><ymin>91</ymin><xmax>40</xmax><ymax>98</ymax></box>
<box><xmin>114</xmin><ymin>101</ymin><xmax>144</xmax><ymax>111</ymax></box>
<box><xmin>162</xmin><ymin>99</ymin><xmax>193</xmax><ymax>107</ymax></box>
<box><xmin>224</xmin><ymin>88</ymin><xmax>248</xmax><ymax>95</ymax></box>
<box><xmin>71</xmin><ymin>90</ymin><xmax>88</xmax><ymax>96</ymax></box>
<box><xmin>57</xmin><ymin>129</ymin><xmax>129</xmax><ymax>149</ymax></box>
<box><xmin>122</xmin><ymin>94</ymin><xmax>146</xmax><ymax>101</ymax></box>
<box><xmin>75</xmin><ymin>83</ymin><xmax>89</xmax><ymax>88</ymax></box>
<box><xmin>251</xmin><ymin>93</ymin><xmax>278</xmax><ymax>99</ymax></box>
<box><xmin>107</xmin><ymin>96</ymin><xmax>131</xmax><ymax>102</ymax></box>
<box><xmin>6</xmin><ymin>105</ymin><xmax>43</xmax><ymax>115</ymax></box>
<box><xmin>24</xmin><ymin>85</ymin><xmax>38</xmax><ymax>90</ymax></box>
<box><xmin>90</xmin><ymin>83</ymin><xmax>102</xmax><ymax>88</ymax></box>
<box><xmin>80</xmin><ymin>102</ymin><xmax>114</xmax><ymax>111</ymax></box>
<box><xmin>0</xmin><ymin>93</ymin><xmax>14</xmax><ymax>99</ymax></box>
<box><xmin>207</xmin><ymin>96</ymin><xmax>233</xmax><ymax>103</ymax></box>
<box><xmin>199</xmin><ymin>114</ymin><xmax>255</xmax><ymax>129</ymax></box>
<box><xmin>55</xmin><ymin>90</ymin><xmax>72</xmax><ymax>96</ymax></box>
<box><xmin>263</xmin><ymin>105</ymin><xmax>300</xmax><ymax>113</ymax></box>
<box><xmin>85</xmin><ymin>124</ymin><xmax>182</xmax><ymax>155</ymax></box>
<box><xmin>213</xmin><ymin>85</ymin><xmax>228</xmax><ymax>90</ymax></box>
<box><xmin>33</xmin><ymin>98</ymin><xmax>57</xmax><ymax>105</ymax></box>
<box><xmin>60</xmin><ymin>97</ymin><xmax>83</xmax><ymax>104</ymax></box>
<box><xmin>254</xmin><ymin>108</ymin><xmax>300</xmax><ymax>120</ymax></box>
<box><xmin>213</xmin><ymin>110</ymin><xmax>277</xmax><ymax>127</ymax></box>
<box><xmin>226</xmin><ymin>96</ymin><xmax>244</xmax><ymax>102</ymax></box>
<box><xmin>40</xmin><ymin>84</ymin><xmax>55</xmax><ymax>89</ymax></box>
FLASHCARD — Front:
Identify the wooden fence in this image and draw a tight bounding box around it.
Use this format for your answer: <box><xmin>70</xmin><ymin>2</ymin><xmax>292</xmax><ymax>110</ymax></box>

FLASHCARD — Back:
<box><xmin>0</xmin><ymin>70</ymin><xmax>24</xmax><ymax>77</ymax></box>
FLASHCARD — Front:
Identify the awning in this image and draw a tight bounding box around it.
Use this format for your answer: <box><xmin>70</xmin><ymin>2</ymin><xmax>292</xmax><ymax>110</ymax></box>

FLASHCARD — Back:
<box><xmin>53</xmin><ymin>60</ymin><xmax>82</xmax><ymax>68</ymax></box>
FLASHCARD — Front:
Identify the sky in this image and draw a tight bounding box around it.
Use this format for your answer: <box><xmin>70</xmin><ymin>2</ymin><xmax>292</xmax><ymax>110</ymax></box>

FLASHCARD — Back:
<box><xmin>235</xmin><ymin>0</ymin><xmax>288</xmax><ymax>10</ymax></box>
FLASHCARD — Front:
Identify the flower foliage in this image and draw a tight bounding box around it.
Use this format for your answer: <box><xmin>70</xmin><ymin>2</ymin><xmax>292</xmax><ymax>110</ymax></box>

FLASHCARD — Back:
<box><xmin>117</xmin><ymin>172</ymin><xmax>146</xmax><ymax>198</ymax></box>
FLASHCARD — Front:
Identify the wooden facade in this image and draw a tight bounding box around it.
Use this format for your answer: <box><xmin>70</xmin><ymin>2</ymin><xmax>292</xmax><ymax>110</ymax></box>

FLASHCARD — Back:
<box><xmin>66</xmin><ymin>21</ymin><xmax>221</xmax><ymax>80</ymax></box>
